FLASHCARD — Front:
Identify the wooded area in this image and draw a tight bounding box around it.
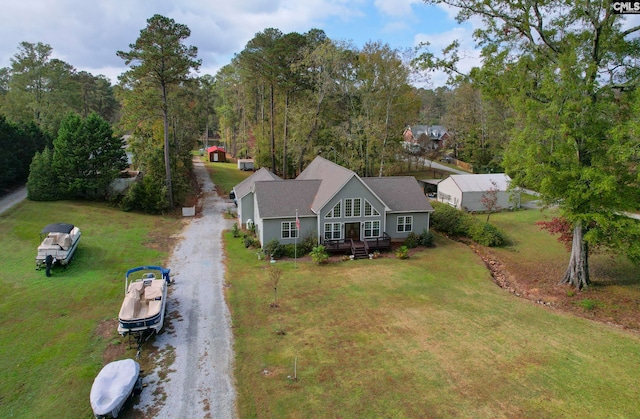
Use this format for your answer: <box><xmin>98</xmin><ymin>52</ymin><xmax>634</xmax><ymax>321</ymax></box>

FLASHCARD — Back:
<box><xmin>1</xmin><ymin>2</ymin><xmax>639</xmax><ymax>286</ymax></box>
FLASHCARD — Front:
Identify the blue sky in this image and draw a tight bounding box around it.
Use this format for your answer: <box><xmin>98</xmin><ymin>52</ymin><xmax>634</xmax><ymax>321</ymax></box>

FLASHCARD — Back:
<box><xmin>0</xmin><ymin>0</ymin><xmax>480</xmax><ymax>87</ymax></box>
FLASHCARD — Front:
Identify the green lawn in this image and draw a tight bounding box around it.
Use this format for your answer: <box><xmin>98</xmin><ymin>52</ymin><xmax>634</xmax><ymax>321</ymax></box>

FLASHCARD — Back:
<box><xmin>202</xmin><ymin>158</ymin><xmax>253</xmax><ymax>196</ymax></box>
<box><xmin>0</xmin><ymin>199</ymin><xmax>183</xmax><ymax>418</ymax></box>
<box><xmin>3</xmin><ymin>170</ymin><xmax>640</xmax><ymax>418</ymax></box>
<box><xmin>227</xmin><ymin>217</ymin><xmax>640</xmax><ymax>417</ymax></box>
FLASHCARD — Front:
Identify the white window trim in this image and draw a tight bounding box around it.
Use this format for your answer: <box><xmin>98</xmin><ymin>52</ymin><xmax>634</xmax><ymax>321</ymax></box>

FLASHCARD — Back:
<box><xmin>325</xmin><ymin>200</ymin><xmax>342</xmax><ymax>218</ymax></box>
<box><xmin>397</xmin><ymin>216</ymin><xmax>413</xmax><ymax>233</ymax></box>
<box><xmin>324</xmin><ymin>222</ymin><xmax>342</xmax><ymax>240</ymax></box>
<box><xmin>345</xmin><ymin>198</ymin><xmax>362</xmax><ymax>218</ymax></box>
<box><xmin>364</xmin><ymin>220</ymin><xmax>380</xmax><ymax>238</ymax></box>
<box><xmin>364</xmin><ymin>199</ymin><xmax>380</xmax><ymax>217</ymax></box>
<box><xmin>281</xmin><ymin>221</ymin><xmax>299</xmax><ymax>239</ymax></box>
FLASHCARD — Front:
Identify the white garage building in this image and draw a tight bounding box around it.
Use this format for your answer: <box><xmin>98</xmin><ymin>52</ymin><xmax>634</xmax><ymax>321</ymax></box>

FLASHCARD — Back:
<box><xmin>437</xmin><ymin>173</ymin><xmax>514</xmax><ymax>212</ymax></box>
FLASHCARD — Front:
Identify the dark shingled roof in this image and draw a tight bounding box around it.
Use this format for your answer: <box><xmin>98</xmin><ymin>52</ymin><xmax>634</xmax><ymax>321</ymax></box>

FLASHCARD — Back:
<box><xmin>254</xmin><ymin>180</ymin><xmax>321</xmax><ymax>218</ymax></box>
<box><xmin>234</xmin><ymin>168</ymin><xmax>281</xmax><ymax>199</ymax></box>
<box><xmin>362</xmin><ymin>177</ymin><xmax>433</xmax><ymax>212</ymax></box>
<box><xmin>296</xmin><ymin>156</ymin><xmax>354</xmax><ymax>212</ymax></box>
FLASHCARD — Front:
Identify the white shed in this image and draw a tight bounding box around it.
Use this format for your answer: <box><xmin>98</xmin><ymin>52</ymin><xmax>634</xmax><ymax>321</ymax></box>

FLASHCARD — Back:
<box><xmin>237</xmin><ymin>159</ymin><xmax>254</xmax><ymax>171</ymax></box>
<box><xmin>437</xmin><ymin>173</ymin><xmax>513</xmax><ymax>212</ymax></box>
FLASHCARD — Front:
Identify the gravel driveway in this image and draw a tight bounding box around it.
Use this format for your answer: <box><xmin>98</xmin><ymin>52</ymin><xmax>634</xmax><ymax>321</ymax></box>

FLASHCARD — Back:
<box><xmin>0</xmin><ymin>186</ymin><xmax>27</xmax><ymax>214</ymax></box>
<box><xmin>136</xmin><ymin>159</ymin><xmax>237</xmax><ymax>418</ymax></box>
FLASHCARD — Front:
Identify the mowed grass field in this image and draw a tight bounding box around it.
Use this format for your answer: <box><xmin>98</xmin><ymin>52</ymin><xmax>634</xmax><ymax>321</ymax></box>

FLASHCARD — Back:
<box><xmin>0</xmin><ymin>199</ymin><xmax>183</xmax><ymax>418</ymax></box>
<box><xmin>3</xmin><ymin>158</ymin><xmax>640</xmax><ymax>418</ymax></box>
<box><xmin>226</xmin><ymin>218</ymin><xmax>640</xmax><ymax>417</ymax></box>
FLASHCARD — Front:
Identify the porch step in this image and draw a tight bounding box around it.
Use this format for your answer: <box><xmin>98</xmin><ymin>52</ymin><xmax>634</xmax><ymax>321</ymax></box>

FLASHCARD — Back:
<box><xmin>351</xmin><ymin>246</ymin><xmax>369</xmax><ymax>260</ymax></box>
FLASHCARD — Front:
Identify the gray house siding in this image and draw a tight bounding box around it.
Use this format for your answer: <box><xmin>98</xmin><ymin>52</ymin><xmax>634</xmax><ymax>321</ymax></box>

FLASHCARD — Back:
<box><xmin>318</xmin><ymin>176</ymin><xmax>387</xmax><ymax>243</ymax></box>
<box><xmin>238</xmin><ymin>193</ymin><xmax>255</xmax><ymax>227</ymax></box>
<box><xmin>385</xmin><ymin>212</ymin><xmax>430</xmax><ymax>240</ymax></box>
<box><xmin>231</xmin><ymin>156</ymin><xmax>434</xmax><ymax>249</ymax></box>
<box><xmin>262</xmin><ymin>216</ymin><xmax>317</xmax><ymax>246</ymax></box>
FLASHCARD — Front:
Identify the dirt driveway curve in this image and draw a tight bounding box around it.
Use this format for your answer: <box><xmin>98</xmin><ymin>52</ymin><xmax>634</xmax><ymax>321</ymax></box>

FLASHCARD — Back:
<box><xmin>136</xmin><ymin>159</ymin><xmax>237</xmax><ymax>418</ymax></box>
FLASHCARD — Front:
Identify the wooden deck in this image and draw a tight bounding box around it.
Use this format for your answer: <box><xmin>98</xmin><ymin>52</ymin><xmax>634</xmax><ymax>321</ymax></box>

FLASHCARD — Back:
<box><xmin>323</xmin><ymin>233</ymin><xmax>391</xmax><ymax>259</ymax></box>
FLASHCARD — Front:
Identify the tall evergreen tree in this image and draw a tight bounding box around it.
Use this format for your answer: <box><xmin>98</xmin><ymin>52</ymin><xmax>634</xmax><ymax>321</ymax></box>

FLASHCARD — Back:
<box><xmin>238</xmin><ymin>28</ymin><xmax>285</xmax><ymax>174</ymax></box>
<box><xmin>117</xmin><ymin>14</ymin><xmax>201</xmax><ymax>209</ymax></box>
<box><xmin>27</xmin><ymin>147</ymin><xmax>58</xmax><ymax>201</ymax></box>
<box><xmin>0</xmin><ymin>116</ymin><xmax>47</xmax><ymax>189</ymax></box>
<box><xmin>51</xmin><ymin>112</ymin><xmax>126</xmax><ymax>199</ymax></box>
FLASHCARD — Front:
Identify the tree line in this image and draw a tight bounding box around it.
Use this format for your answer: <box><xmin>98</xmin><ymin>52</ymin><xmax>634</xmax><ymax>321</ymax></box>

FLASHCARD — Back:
<box><xmin>1</xmin><ymin>4</ymin><xmax>639</xmax><ymax>289</ymax></box>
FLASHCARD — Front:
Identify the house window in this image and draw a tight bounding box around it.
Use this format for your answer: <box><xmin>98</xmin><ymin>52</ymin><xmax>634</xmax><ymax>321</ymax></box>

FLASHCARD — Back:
<box><xmin>364</xmin><ymin>221</ymin><xmax>380</xmax><ymax>238</ymax></box>
<box><xmin>364</xmin><ymin>200</ymin><xmax>380</xmax><ymax>216</ymax></box>
<box><xmin>324</xmin><ymin>223</ymin><xmax>341</xmax><ymax>240</ymax></box>
<box><xmin>325</xmin><ymin>201</ymin><xmax>341</xmax><ymax>218</ymax></box>
<box><xmin>397</xmin><ymin>216</ymin><xmax>413</xmax><ymax>233</ymax></box>
<box><xmin>281</xmin><ymin>221</ymin><xmax>299</xmax><ymax>239</ymax></box>
<box><xmin>345</xmin><ymin>198</ymin><xmax>361</xmax><ymax>217</ymax></box>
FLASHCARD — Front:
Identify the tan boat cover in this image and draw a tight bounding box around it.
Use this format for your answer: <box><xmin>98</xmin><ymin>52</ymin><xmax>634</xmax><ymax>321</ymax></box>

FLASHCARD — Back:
<box><xmin>119</xmin><ymin>280</ymin><xmax>165</xmax><ymax>322</ymax></box>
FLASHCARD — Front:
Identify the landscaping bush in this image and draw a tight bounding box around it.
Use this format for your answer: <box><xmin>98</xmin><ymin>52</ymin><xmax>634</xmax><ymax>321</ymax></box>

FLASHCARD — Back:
<box><xmin>395</xmin><ymin>245</ymin><xmax>409</xmax><ymax>259</ymax></box>
<box><xmin>263</xmin><ymin>238</ymin><xmax>283</xmax><ymax>258</ymax></box>
<box><xmin>243</xmin><ymin>234</ymin><xmax>259</xmax><ymax>249</ymax></box>
<box><xmin>282</xmin><ymin>244</ymin><xmax>300</xmax><ymax>258</ymax></box>
<box><xmin>431</xmin><ymin>202</ymin><xmax>505</xmax><ymax>247</ymax></box>
<box><xmin>404</xmin><ymin>232</ymin><xmax>420</xmax><ymax>248</ymax></box>
<box><xmin>469</xmin><ymin>222</ymin><xmax>506</xmax><ymax>247</ymax></box>
<box><xmin>298</xmin><ymin>234</ymin><xmax>318</xmax><ymax>255</ymax></box>
<box><xmin>419</xmin><ymin>229</ymin><xmax>435</xmax><ymax>247</ymax></box>
<box><xmin>430</xmin><ymin>202</ymin><xmax>472</xmax><ymax>236</ymax></box>
<box><xmin>310</xmin><ymin>245</ymin><xmax>329</xmax><ymax>264</ymax></box>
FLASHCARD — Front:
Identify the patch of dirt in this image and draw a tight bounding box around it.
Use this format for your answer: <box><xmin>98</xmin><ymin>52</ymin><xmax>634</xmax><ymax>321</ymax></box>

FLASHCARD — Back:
<box><xmin>95</xmin><ymin>319</ymin><xmax>126</xmax><ymax>362</ymax></box>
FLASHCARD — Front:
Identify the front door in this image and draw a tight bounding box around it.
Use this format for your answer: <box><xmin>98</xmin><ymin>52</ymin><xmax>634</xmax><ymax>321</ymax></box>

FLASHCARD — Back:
<box><xmin>345</xmin><ymin>222</ymin><xmax>360</xmax><ymax>241</ymax></box>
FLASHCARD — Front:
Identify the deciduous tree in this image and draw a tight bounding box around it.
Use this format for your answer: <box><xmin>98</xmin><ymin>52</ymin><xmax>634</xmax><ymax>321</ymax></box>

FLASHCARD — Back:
<box><xmin>422</xmin><ymin>0</ymin><xmax>640</xmax><ymax>289</ymax></box>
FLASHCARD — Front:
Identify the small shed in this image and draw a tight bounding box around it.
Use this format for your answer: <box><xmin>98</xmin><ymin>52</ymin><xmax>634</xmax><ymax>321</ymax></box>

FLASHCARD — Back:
<box><xmin>207</xmin><ymin>146</ymin><xmax>226</xmax><ymax>162</ymax></box>
<box><xmin>437</xmin><ymin>173</ymin><xmax>513</xmax><ymax>212</ymax></box>
<box><xmin>238</xmin><ymin>159</ymin><xmax>254</xmax><ymax>171</ymax></box>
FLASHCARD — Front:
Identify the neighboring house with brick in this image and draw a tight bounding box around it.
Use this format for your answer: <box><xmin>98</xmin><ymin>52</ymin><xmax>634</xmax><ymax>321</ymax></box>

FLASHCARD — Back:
<box><xmin>232</xmin><ymin>156</ymin><xmax>434</xmax><ymax>256</ymax></box>
<box><xmin>403</xmin><ymin>125</ymin><xmax>450</xmax><ymax>152</ymax></box>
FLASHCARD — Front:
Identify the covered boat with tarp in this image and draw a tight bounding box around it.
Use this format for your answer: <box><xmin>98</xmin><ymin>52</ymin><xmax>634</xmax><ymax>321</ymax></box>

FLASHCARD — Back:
<box><xmin>90</xmin><ymin>358</ymin><xmax>142</xmax><ymax>418</ymax></box>
<box><xmin>35</xmin><ymin>223</ymin><xmax>81</xmax><ymax>275</ymax></box>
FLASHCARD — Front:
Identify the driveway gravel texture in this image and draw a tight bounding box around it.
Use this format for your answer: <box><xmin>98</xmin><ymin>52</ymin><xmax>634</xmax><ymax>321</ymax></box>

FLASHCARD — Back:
<box><xmin>136</xmin><ymin>159</ymin><xmax>237</xmax><ymax>418</ymax></box>
<box><xmin>0</xmin><ymin>185</ymin><xmax>26</xmax><ymax>214</ymax></box>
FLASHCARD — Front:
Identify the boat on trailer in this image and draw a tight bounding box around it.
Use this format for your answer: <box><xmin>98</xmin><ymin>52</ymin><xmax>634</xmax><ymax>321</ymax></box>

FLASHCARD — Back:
<box><xmin>90</xmin><ymin>358</ymin><xmax>142</xmax><ymax>418</ymax></box>
<box><xmin>35</xmin><ymin>223</ymin><xmax>81</xmax><ymax>275</ymax></box>
<box><xmin>117</xmin><ymin>266</ymin><xmax>171</xmax><ymax>354</ymax></box>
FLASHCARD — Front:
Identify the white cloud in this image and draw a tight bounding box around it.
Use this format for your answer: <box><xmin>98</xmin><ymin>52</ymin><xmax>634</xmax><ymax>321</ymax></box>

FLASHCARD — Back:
<box><xmin>374</xmin><ymin>0</ymin><xmax>421</xmax><ymax>17</ymax></box>
<box><xmin>1</xmin><ymin>0</ymin><xmax>482</xmax><ymax>88</ymax></box>
<box><xmin>0</xmin><ymin>0</ymin><xmax>364</xmax><ymax>82</ymax></box>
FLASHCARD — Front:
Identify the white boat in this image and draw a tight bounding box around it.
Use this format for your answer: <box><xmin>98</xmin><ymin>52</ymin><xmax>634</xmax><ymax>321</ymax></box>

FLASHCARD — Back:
<box><xmin>35</xmin><ymin>223</ymin><xmax>81</xmax><ymax>275</ymax></box>
<box><xmin>117</xmin><ymin>266</ymin><xmax>171</xmax><ymax>338</ymax></box>
<box><xmin>90</xmin><ymin>358</ymin><xmax>142</xmax><ymax>418</ymax></box>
